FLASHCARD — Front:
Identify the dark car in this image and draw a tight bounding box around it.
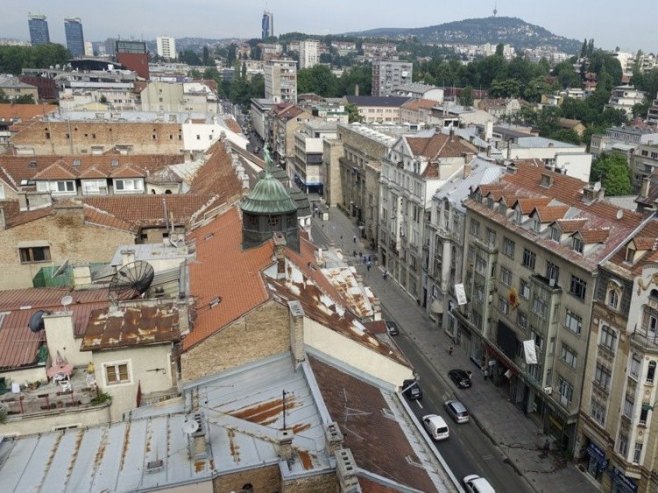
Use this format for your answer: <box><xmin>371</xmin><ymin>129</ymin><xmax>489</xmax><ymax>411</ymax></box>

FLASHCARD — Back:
<box><xmin>386</xmin><ymin>320</ymin><xmax>399</xmax><ymax>336</ymax></box>
<box><xmin>402</xmin><ymin>379</ymin><xmax>423</xmax><ymax>400</ymax></box>
<box><xmin>448</xmin><ymin>369</ymin><xmax>472</xmax><ymax>389</ymax></box>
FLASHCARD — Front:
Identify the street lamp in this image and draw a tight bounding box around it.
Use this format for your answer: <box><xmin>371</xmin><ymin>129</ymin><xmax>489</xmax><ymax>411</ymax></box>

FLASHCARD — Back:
<box><xmin>282</xmin><ymin>389</ymin><xmax>288</xmax><ymax>430</ymax></box>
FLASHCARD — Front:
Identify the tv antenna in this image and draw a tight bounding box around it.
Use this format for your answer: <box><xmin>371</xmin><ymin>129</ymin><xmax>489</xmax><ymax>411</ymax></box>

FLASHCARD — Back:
<box><xmin>108</xmin><ymin>261</ymin><xmax>154</xmax><ymax>301</ymax></box>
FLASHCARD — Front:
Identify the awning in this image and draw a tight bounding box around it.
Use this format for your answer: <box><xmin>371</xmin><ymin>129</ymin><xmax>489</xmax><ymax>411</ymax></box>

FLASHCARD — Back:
<box><xmin>430</xmin><ymin>300</ymin><xmax>443</xmax><ymax>314</ymax></box>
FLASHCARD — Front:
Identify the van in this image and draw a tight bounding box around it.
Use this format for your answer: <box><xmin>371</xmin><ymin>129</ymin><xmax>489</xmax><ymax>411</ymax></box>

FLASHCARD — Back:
<box><xmin>463</xmin><ymin>474</ymin><xmax>495</xmax><ymax>493</ymax></box>
<box><xmin>422</xmin><ymin>414</ymin><xmax>450</xmax><ymax>441</ymax></box>
<box><xmin>444</xmin><ymin>400</ymin><xmax>470</xmax><ymax>423</ymax></box>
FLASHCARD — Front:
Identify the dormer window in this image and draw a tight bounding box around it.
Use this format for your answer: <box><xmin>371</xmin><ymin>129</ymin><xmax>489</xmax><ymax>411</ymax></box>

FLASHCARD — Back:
<box><xmin>572</xmin><ymin>236</ymin><xmax>584</xmax><ymax>254</ymax></box>
<box><xmin>515</xmin><ymin>209</ymin><xmax>523</xmax><ymax>224</ymax></box>
<box><xmin>550</xmin><ymin>226</ymin><xmax>561</xmax><ymax>242</ymax></box>
<box><xmin>531</xmin><ymin>217</ymin><xmax>540</xmax><ymax>233</ymax></box>
<box><xmin>625</xmin><ymin>244</ymin><xmax>636</xmax><ymax>263</ymax></box>
<box><xmin>487</xmin><ymin>197</ymin><xmax>494</xmax><ymax>209</ymax></box>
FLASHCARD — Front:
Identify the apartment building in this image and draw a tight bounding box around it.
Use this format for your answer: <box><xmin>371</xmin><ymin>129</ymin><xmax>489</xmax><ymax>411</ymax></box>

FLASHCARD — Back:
<box><xmin>456</xmin><ymin>162</ymin><xmax>645</xmax><ymax>454</ymax></box>
<box><xmin>379</xmin><ymin>130</ymin><xmax>477</xmax><ymax>304</ymax></box>
<box><xmin>372</xmin><ymin>60</ymin><xmax>413</xmax><ymax>97</ymax></box>
<box><xmin>289</xmin><ymin>120</ymin><xmax>336</xmax><ymax>194</ymax></box>
<box><xmin>607</xmin><ymin>86</ymin><xmax>646</xmax><ymax>119</ymax></box>
<box><xmin>64</xmin><ymin>18</ymin><xmax>85</xmax><ymax>58</ymax></box>
<box><xmin>299</xmin><ymin>40</ymin><xmax>319</xmax><ymax>69</ymax></box>
<box><xmin>264</xmin><ymin>59</ymin><xmax>297</xmax><ymax>103</ymax></box>
<box><xmin>267</xmin><ymin>103</ymin><xmax>313</xmax><ymax>170</ymax></box>
<box><xmin>156</xmin><ymin>36</ymin><xmax>177</xmax><ymax>60</ymax></box>
<box><xmin>647</xmin><ymin>92</ymin><xmax>658</xmax><ymax>125</ymax></box>
<box><xmin>577</xmin><ymin>217</ymin><xmax>658</xmax><ymax>493</ymax></box>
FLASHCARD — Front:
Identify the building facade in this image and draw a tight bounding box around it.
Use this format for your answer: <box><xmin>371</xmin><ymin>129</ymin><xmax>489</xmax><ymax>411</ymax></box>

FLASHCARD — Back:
<box><xmin>156</xmin><ymin>36</ymin><xmax>177</xmax><ymax>60</ymax></box>
<box><xmin>299</xmin><ymin>40</ymin><xmax>319</xmax><ymax>70</ymax></box>
<box><xmin>115</xmin><ymin>40</ymin><xmax>149</xmax><ymax>80</ymax></box>
<box><xmin>289</xmin><ymin>120</ymin><xmax>337</xmax><ymax>194</ymax></box>
<box><xmin>372</xmin><ymin>60</ymin><xmax>413</xmax><ymax>97</ymax></box>
<box><xmin>64</xmin><ymin>18</ymin><xmax>85</xmax><ymax>57</ymax></box>
<box><xmin>28</xmin><ymin>13</ymin><xmax>50</xmax><ymax>46</ymax></box>
<box><xmin>262</xmin><ymin>10</ymin><xmax>274</xmax><ymax>39</ymax></box>
<box><xmin>264</xmin><ymin>59</ymin><xmax>297</xmax><ymax>103</ymax></box>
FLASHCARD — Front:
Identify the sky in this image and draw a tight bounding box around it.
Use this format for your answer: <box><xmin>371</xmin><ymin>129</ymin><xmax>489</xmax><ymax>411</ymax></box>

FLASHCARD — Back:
<box><xmin>2</xmin><ymin>0</ymin><xmax>655</xmax><ymax>53</ymax></box>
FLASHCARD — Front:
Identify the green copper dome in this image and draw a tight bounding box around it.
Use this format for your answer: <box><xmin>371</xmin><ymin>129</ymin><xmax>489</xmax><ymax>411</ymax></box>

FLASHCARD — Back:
<box><xmin>241</xmin><ymin>171</ymin><xmax>297</xmax><ymax>214</ymax></box>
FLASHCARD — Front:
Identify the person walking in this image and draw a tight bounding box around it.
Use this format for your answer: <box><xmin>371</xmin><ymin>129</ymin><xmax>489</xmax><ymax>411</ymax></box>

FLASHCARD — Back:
<box><xmin>542</xmin><ymin>439</ymin><xmax>550</xmax><ymax>458</ymax></box>
<box><xmin>353</xmin><ymin>234</ymin><xmax>357</xmax><ymax>243</ymax></box>
<box><xmin>448</xmin><ymin>346</ymin><xmax>454</xmax><ymax>355</ymax></box>
<box><xmin>383</xmin><ymin>271</ymin><xmax>388</xmax><ymax>280</ymax></box>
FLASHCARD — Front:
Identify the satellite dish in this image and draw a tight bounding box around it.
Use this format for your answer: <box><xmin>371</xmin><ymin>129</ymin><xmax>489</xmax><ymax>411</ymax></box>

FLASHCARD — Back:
<box><xmin>182</xmin><ymin>419</ymin><xmax>200</xmax><ymax>435</ymax></box>
<box><xmin>61</xmin><ymin>295</ymin><xmax>73</xmax><ymax>308</ymax></box>
<box><xmin>28</xmin><ymin>310</ymin><xmax>47</xmax><ymax>333</ymax></box>
<box><xmin>593</xmin><ymin>181</ymin><xmax>601</xmax><ymax>192</ymax></box>
<box><xmin>108</xmin><ymin>261</ymin><xmax>155</xmax><ymax>301</ymax></box>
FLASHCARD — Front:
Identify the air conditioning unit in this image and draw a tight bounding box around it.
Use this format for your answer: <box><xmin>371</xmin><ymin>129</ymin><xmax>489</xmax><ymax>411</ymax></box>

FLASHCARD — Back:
<box><xmin>544</xmin><ymin>386</ymin><xmax>553</xmax><ymax>395</ymax></box>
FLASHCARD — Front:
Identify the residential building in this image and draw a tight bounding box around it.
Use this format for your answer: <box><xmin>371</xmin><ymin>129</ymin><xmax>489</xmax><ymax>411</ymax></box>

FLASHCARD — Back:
<box><xmin>607</xmin><ymin>85</ymin><xmax>646</xmax><ymax>119</ymax></box>
<box><xmin>140</xmin><ymin>80</ymin><xmax>218</xmax><ymax>114</ymax></box>
<box><xmin>329</xmin><ymin>123</ymin><xmax>395</xmax><ymax>247</ymax></box>
<box><xmin>0</xmin><ymin>76</ymin><xmax>38</xmax><ymax>103</ymax></box>
<box><xmin>250</xmin><ymin>97</ymin><xmax>278</xmax><ymax>140</ymax></box>
<box><xmin>457</xmin><ymin>162</ymin><xmax>644</xmax><ymax>454</ymax></box>
<box><xmin>372</xmin><ymin>60</ymin><xmax>413</xmax><ymax>97</ymax></box>
<box><xmin>64</xmin><ymin>18</ymin><xmax>85</xmax><ymax>58</ymax></box>
<box><xmin>262</xmin><ymin>10</ymin><xmax>274</xmax><ymax>39</ymax></box>
<box><xmin>362</xmin><ymin>43</ymin><xmax>398</xmax><ymax>59</ymax></box>
<box><xmin>400</xmin><ymin>98</ymin><xmax>439</xmax><ymax>126</ymax></box>
<box><xmin>590</xmin><ymin>125</ymin><xmax>658</xmax><ymax>157</ymax></box>
<box><xmin>557</xmin><ymin>118</ymin><xmax>587</xmax><ymax>138</ymax></box>
<box><xmin>647</xmin><ymin>92</ymin><xmax>658</xmax><ymax>125</ymax></box>
<box><xmin>477</xmin><ymin>98</ymin><xmax>522</xmax><ymax>120</ymax></box>
<box><xmin>267</xmin><ymin>103</ymin><xmax>313</xmax><ymax>169</ymax></box>
<box><xmin>27</xmin><ymin>13</ymin><xmax>49</xmax><ymax>46</ymax></box>
<box><xmin>426</xmin><ymin>157</ymin><xmax>505</xmax><ymax>332</ymax></box>
<box><xmin>115</xmin><ymin>40</ymin><xmax>149</xmax><ymax>80</ymax></box>
<box><xmin>264</xmin><ymin>59</ymin><xmax>297</xmax><ymax>103</ymax></box>
<box><xmin>289</xmin><ymin>120</ymin><xmax>337</xmax><ymax>194</ymax></box>
<box><xmin>577</xmin><ymin>216</ymin><xmax>658</xmax><ymax>493</ymax></box>
<box><xmin>430</xmin><ymin>104</ymin><xmax>496</xmax><ymax>128</ymax></box>
<box><xmin>630</xmin><ymin>144</ymin><xmax>658</xmax><ymax>189</ymax></box>
<box><xmin>84</xmin><ymin>41</ymin><xmax>93</xmax><ymax>56</ymax></box>
<box><xmin>392</xmin><ymin>83</ymin><xmax>444</xmax><ymax>102</ymax></box>
<box><xmin>299</xmin><ymin>40</ymin><xmax>319</xmax><ymax>69</ymax></box>
<box><xmin>343</xmin><ymin>95</ymin><xmax>410</xmax><ymax>124</ymax></box>
<box><xmin>155</xmin><ymin>36</ymin><xmax>177</xmax><ymax>60</ymax></box>
<box><xmin>379</xmin><ymin>129</ymin><xmax>477</xmax><ymax>304</ymax></box>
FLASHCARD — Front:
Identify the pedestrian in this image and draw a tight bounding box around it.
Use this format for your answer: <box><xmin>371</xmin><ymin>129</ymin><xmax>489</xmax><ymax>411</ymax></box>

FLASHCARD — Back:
<box><xmin>542</xmin><ymin>439</ymin><xmax>550</xmax><ymax>458</ymax></box>
<box><xmin>483</xmin><ymin>368</ymin><xmax>489</xmax><ymax>380</ymax></box>
<box><xmin>448</xmin><ymin>346</ymin><xmax>454</xmax><ymax>355</ymax></box>
<box><xmin>367</xmin><ymin>261</ymin><xmax>372</xmax><ymax>271</ymax></box>
<box><xmin>383</xmin><ymin>271</ymin><xmax>388</xmax><ymax>280</ymax></box>
<box><xmin>353</xmin><ymin>234</ymin><xmax>357</xmax><ymax>243</ymax></box>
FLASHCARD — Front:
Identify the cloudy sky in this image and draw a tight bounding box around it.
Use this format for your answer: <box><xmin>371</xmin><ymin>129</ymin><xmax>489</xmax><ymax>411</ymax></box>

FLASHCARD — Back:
<box><xmin>2</xmin><ymin>0</ymin><xmax>654</xmax><ymax>52</ymax></box>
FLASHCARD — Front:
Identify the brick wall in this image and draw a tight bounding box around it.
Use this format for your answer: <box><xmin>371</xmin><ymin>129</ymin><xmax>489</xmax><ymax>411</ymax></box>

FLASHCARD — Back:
<box><xmin>212</xmin><ymin>464</ymin><xmax>280</xmax><ymax>493</ymax></box>
<box><xmin>0</xmin><ymin>211</ymin><xmax>134</xmax><ymax>289</ymax></box>
<box><xmin>281</xmin><ymin>471</ymin><xmax>337</xmax><ymax>493</ymax></box>
<box><xmin>10</xmin><ymin>122</ymin><xmax>183</xmax><ymax>155</ymax></box>
<box><xmin>181</xmin><ymin>300</ymin><xmax>290</xmax><ymax>382</ymax></box>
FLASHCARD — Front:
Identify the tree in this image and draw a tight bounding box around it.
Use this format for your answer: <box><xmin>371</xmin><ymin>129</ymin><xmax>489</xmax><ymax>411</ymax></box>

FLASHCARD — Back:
<box><xmin>590</xmin><ymin>152</ymin><xmax>632</xmax><ymax>196</ymax></box>
<box><xmin>13</xmin><ymin>94</ymin><xmax>35</xmax><ymax>104</ymax></box>
<box><xmin>297</xmin><ymin>65</ymin><xmax>338</xmax><ymax>96</ymax></box>
<box><xmin>202</xmin><ymin>46</ymin><xmax>210</xmax><ymax>66</ymax></box>
<box><xmin>459</xmin><ymin>85</ymin><xmax>474</xmax><ymax>106</ymax></box>
<box><xmin>580</xmin><ymin>39</ymin><xmax>588</xmax><ymax>59</ymax></box>
<box><xmin>345</xmin><ymin>103</ymin><xmax>362</xmax><ymax>123</ymax></box>
<box><xmin>227</xmin><ymin>44</ymin><xmax>237</xmax><ymax>65</ymax></box>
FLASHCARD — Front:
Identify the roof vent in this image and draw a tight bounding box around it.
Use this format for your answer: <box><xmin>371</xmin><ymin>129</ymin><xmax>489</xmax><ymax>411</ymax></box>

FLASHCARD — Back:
<box><xmin>146</xmin><ymin>459</ymin><xmax>164</xmax><ymax>472</ymax></box>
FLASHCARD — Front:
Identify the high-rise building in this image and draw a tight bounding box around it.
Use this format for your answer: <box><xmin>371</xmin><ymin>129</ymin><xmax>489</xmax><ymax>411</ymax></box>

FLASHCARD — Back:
<box><xmin>28</xmin><ymin>13</ymin><xmax>50</xmax><ymax>46</ymax></box>
<box><xmin>371</xmin><ymin>60</ymin><xmax>413</xmax><ymax>97</ymax></box>
<box><xmin>115</xmin><ymin>40</ymin><xmax>149</xmax><ymax>79</ymax></box>
<box><xmin>262</xmin><ymin>10</ymin><xmax>274</xmax><ymax>40</ymax></box>
<box><xmin>264</xmin><ymin>59</ymin><xmax>297</xmax><ymax>103</ymax></box>
<box><xmin>299</xmin><ymin>40</ymin><xmax>319</xmax><ymax>70</ymax></box>
<box><xmin>156</xmin><ymin>36</ymin><xmax>177</xmax><ymax>60</ymax></box>
<box><xmin>64</xmin><ymin>18</ymin><xmax>85</xmax><ymax>57</ymax></box>
<box><xmin>84</xmin><ymin>41</ymin><xmax>94</xmax><ymax>57</ymax></box>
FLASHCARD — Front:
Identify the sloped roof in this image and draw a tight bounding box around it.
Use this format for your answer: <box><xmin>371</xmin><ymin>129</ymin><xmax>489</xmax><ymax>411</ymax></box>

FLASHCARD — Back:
<box><xmin>182</xmin><ymin>207</ymin><xmax>274</xmax><ymax>350</ymax></box>
<box><xmin>187</xmin><ymin>140</ymin><xmax>243</xmax><ymax>199</ymax></box>
<box><xmin>345</xmin><ymin>96</ymin><xmax>410</xmax><ymax>107</ymax></box>
<box><xmin>405</xmin><ymin>132</ymin><xmax>477</xmax><ymax>160</ymax></box>
<box><xmin>33</xmin><ymin>160</ymin><xmax>78</xmax><ymax>180</ymax></box>
<box><xmin>401</xmin><ymin>98</ymin><xmax>437</xmax><ymax>111</ymax></box>
<box><xmin>0</xmin><ymin>103</ymin><xmax>57</xmax><ymax>123</ymax></box>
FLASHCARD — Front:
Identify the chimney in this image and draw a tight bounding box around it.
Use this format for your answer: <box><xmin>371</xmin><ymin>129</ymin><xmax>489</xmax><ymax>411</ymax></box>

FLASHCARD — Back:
<box><xmin>176</xmin><ymin>300</ymin><xmax>190</xmax><ymax>335</ymax></box>
<box><xmin>641</xmin><ymin>176</ymin><xmax>651</xmax><ymax>198</ymax></box>
<box><xmin>463</xmin><ymin>162</ymin><xmax>472</xmax><ymax>179</ymax></box>
<box><xmin>325</xmin><ymin>422</ymin><xmax>344</xmax><ymax>454</ymax></box>
<box><xmin>288</xmin><ymin>300</ymin><xmax>305</xmax><ymax>365</ymax></box>
<box><xmin>486</xmin><ymin>145</ymin><xmax>492</xmax><ymax>158</ymax></box>
<box><xmin>449</xmin><ymin>127</ymin><xmax>455</xmax><ymax>141</ymax></box>
<box><xmin>277</xmin><ymin>429</ymin><xmax>294</xmax><ymax>461</ymax></box>
<box><xmin>273</xmin><ymin>232</ymin><xmax>287</xmax><ymax>279</ymax></box>
<box><xmin>335</xmin><ymin>448</ymin><xmax>361</xmax><ymax>492</ymax></box>
<box><xmin>53</xmin><ymin>200</ymin><xmax>84</xmax><ymax>225</ymax></box>
<box><xmin>0</xmin><ymin>206</ymin><xmax>5</xmax><ymax>230</ymax></box>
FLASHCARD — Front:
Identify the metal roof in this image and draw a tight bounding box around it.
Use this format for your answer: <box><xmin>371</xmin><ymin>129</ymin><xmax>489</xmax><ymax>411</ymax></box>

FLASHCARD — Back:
<box><xmin>240</xmin><ymin>172</ymin><xmax>297</xmax><ymax>214</ymax></box>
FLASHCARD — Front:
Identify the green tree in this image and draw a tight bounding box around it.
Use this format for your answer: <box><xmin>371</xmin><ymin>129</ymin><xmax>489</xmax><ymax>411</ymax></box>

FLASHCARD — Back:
<box><xmin>548</xmin><ymin>128</ymin><xmax>581</xmax><ymax>145</ymax></box>
<box><xmin>345</xmin><ymin>103</ymin><xmax>363</xmax><ymax>123</ymax></box>
<box><xmin>297</xmin><ymin>65</ymin><xmax>338</xmax><ymax>96</ymax></box>
<box><xmin>590</xmin><ymin>152</ymin><xmax>632</xmax><ymax>196</ymax></box>
<box><xmin>202</xmin><ymin>46</ymin><xmax>210</xmax><ymax>66</ymax></box>
<box><xmin>459</xmin><ymin>85</ymin><xmax>474</xmax><ymax>106</ymax></box>
<box><xmin>0</xmin><ymin>89</ymin><xmax>9</xmax><ymax>103</ymax></box>
<box><xmin>13</xmin><ymin>94</ymin><xmax>36</xmax><ymax>104</ymax></box>
<box><xmin>580</xmin><ymin>39</ymin><xmax>588</xmax><ymax>59</ymax></box>
<box><xmin>227</xmin><ymin>44</ymin><xmax>237</xmax><ymax>65</ymax></box>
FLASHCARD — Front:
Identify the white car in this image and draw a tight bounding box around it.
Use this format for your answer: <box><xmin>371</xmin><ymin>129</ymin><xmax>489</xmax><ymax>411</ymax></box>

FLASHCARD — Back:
<box><xmin>463</xmin><ymin>474</ymin><xmax>495</xmax><ymax>493</ymax></box>
<box><xmin>422</xmin><ymin>414</ymin><xmax>449</xmax><ymax>441</ymax></box>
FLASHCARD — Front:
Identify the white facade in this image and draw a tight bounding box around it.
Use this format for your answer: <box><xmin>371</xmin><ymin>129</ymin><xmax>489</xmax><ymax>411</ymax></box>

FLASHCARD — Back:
<box><xmin>264</xmin><ymin>59</ymin><xmax>297</xmax><ymax>103</ymax></box>
<box><xmin>607</xmin><ymin>85</ymin><xmax>646</xmax><ymax>119</ymax></box>
<box><xmin>505</xmin><ymin>137</ymin><xmax>592</xmax><ymax>182</ymax></box>
<box><xmin>299</xmin><ymin>40</ymin><xmax>319</xmax><ymax>70</ymax></box>
<box><xmin>156</xmin><ymin>36</ymin><xmax>177</xmax><ymax>60</ymax></box>
<box><xmin>372</xmin><ymin>60</ymin><xmax>413</xmax><ymax>97</ymax></box>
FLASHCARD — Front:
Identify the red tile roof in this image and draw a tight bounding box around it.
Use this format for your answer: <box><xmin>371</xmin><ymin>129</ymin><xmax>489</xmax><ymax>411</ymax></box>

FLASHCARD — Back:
<box><xmin>187</xmin><ymin>140</ymin><xmax>243</xmax><ymax>200</ymax></box>
<box><xmin>533</xmin><ymin>205</ymin><xmax>569</xmax><ymax>222</ymax></box>
<box><xmin>33</xmin><ymin>160</ymin><xmax>78</xmax><ymax>180</ymax></box>
<box><xmin>0</xmin><ymin>103</ymin><xmax>57</xmax><ymax>123</ymax></box>
<box><xmin>182</xmin><ymin>207</ymin><xmax>274</xmax><ymax>350</ymax></box>
<box><xmin>401</xmin><ymin>98</ymin><xmax>437</xmax><ymax>111</ymax></box>
<box><xmin>405</xmin><ymin>133</ymin><xmax>477</xmax><ymax>160</ymax></box>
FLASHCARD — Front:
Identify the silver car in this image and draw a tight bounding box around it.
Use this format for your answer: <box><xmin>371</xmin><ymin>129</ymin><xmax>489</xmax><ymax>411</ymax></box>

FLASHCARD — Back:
<box><xmin>444</xmin><ymin>399</ymin><xmax>469</xmax><ymax>423</ymax></box>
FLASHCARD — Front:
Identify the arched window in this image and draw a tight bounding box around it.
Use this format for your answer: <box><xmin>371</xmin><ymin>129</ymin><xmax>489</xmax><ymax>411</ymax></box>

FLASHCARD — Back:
<box><xmin>607</xmin><ymin>289</ymin><xmax>619</xmax><ymax>310</ymax></box>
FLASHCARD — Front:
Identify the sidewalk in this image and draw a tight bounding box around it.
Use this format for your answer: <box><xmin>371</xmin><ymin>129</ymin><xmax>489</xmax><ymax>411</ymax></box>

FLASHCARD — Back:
<box><xmin>311</xmin><ymin>206</ymin><xmax>597</xmax><ymax>493</ymax></box>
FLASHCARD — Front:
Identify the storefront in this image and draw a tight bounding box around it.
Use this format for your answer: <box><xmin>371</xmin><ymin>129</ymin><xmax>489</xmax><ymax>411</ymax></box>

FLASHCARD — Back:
<box><xmin>610</xmin><ymin>467</ymin><xmax>638</xmax><ymax>493</ymax></box>
<box><xmin>584</xmin><ymin>440</ymin><xmax>608</xmax><ymax>482</ymax></box>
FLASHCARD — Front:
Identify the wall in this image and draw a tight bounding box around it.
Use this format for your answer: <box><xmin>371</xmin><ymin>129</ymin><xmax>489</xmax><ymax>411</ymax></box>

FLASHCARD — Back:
<box><xmin>92</xmin><ymin>344</ymin><xmax>174</xmax><ymax>421</ymax></box>
<box><xmin>141</xmin><ymin>82</ymin><xmax>184</xmax><ymax>113</ymax></box>
<box><xmin>0</xmin><ymin>402</ymin><xmax>111</xmax><ymax>436</ymax></box>
<box><xmin>0</xmin><ymin>211</ymin><xmax>134</xmax><ymax>290</ymax></box>
<box><xmin>304</xmin><ymin>318</ymin><xmax>413</xmax><ymax>386</ymax></box>
<box><xmin>181</xmin><ymin>300</ymin><xmax>289</xmax><ymax>382</ymax></box>
<box><xmin>213</xmin><ymin>464</ymin><xmax>280</xmax><ymax>493</ymax></box>
<box><xmin>322</xmin><ymin>138</ymin><xmax>343</xmax><ymax>207</ymax></box>
<box><xmin>44</xmin><ymin>312</ymin><xmax>91</xmax><ymax>367</ymax></box>
<box><xmin>0</xmin><ymin>365</ymin><xmax>47</xmax><ymax>388</ymax></box>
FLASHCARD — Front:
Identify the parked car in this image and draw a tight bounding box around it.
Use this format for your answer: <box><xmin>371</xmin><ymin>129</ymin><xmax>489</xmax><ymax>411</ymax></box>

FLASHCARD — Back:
<box><xmin>402</xmin><ymin>379</ymin><xmax>422</xmax><ymax>400</ymax></box>
<box><xmin>444</xmin><ymin>399</ymin><xmax>470</xmax><ymax>423</ymax></box>
<box><xmin>386</xmin><ymin>320</ymin><xmax>399</xmax><ymax>336</ymax></box>
<box><xmin>422</xmin><ymin>414</ymin><xmax>450</xmax><ymax>441</ymax></box>
<box><xmin>448</xmin><ymin>369</ymin><xmax>472</xmax><ymax>388</ymax></box>
<box><xmin>463</xmin><ymin>474</ymin><xmax>495</xmax><ymax>493</ymax></box>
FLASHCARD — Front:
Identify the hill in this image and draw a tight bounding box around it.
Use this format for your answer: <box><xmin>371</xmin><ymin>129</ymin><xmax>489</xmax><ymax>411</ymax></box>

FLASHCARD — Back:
<box><xmin>347</xmin><ymin>16</ymin><xmax>581</xmax><ymax>54</ymax></box>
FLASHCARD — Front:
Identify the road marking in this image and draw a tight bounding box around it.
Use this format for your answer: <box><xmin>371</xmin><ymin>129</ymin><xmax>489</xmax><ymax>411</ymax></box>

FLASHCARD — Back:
<box><xmin>416</xmin><ymin>400</ymin><xmax>424</xmax><ymax>409</ymax></box>
<box><xmin>480</xmin><ymin>454</ymin><xmax>495</xmax><ymax>461</ymax></box>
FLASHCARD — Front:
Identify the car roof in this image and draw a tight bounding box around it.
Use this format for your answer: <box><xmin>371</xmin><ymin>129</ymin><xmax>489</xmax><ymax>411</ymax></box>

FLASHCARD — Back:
<box><xmin>446</xmin><ymin>400</ymin><xmax>467</xmax><ymax>411</ymax></box>
<box><xmin>423</xmin><ymin>414</ymin><xmax>448</xmax><ymax>426</ymax></box>
<box><xmin>464</xmin><ymin>475</ymin><xmax>495</xmax><ymax>492</ymax></box>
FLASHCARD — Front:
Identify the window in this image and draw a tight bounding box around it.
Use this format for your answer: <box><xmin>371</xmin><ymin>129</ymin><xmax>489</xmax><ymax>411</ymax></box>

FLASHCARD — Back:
<box><xmin>104</xmin><ymin>362</ymin><xmax>130</xmax><ymax>385</ymax></box>
<box><xmin>641</xmin><ymin>306</ymin><xmax>658</xmax><ymax>337</ymax></box>
<box><xmin>617</xmin><ymin>432</ymin><xmax>628</xmax><ymax>457</ymax></box>
<box><xmin>572</xmin><ymin>236</ymin><xmax>584</xmax><ymax>254</ymax></box>
<box><xmin>517</xmin><ymin>310</ymin><xmax>528</xmax><ymax>330</ymax></box>
<box><xmin>600</xmin><ymin>325</ymin><xmax>617</xmax><ymax>352</ymax></box>
<box><xmin>565</xmin><ymin>310</ymin><xmax>582</xmax><ymax>335</ymax></box>
<box><xmin>470</xmin><ymin>219</ymin><xmax>480</xmax><ymax>237</ymax></box>
<box><xmin>640</xmin><ymin>406</ymin><xmax>649</xmax><ymax>425</ymax></box>
<box><xmin>560</xmin><ymin>344</ymin><xmax>577</xmax><ymax>369</ymax></box>
<box><xmin>522</xmin><ymin>248</ymin><xmax>536</xmax><ymax>270</ymax></box>
<box><xmin>546</xmin><ymin>261</ymin><xmax>559</xmax><ymax>285</ymax></box>
<box><xmin>500</xmin><ymin>266</ymin><xmax>512</xmax><ymax>287</ymax></box>
<box><xmin>486</xmin><ymin>228</ymin><xmax>496</xmax><ymax>248</ymax></box>
<box><xmin>549</xmin><ymin>226</ymin><xmax>561</xmax><ymax>242</ymax></box>
<box><xmin>558</xmin><ymin>376</ymin><xmax>573</xmax><ymax>405</ymax></box>
<box><xmin>647</xmin><ymin>361</ymin><xmax>656</xmax><ymax>384</ymax></box>
<box><xmin>498</xmin><ymin>295</ymin><xmax>509</xmax><ymax>315</ymax></box>
<box><xmin>633</xmin><ymin>443</ymin><xmax>643</xmax><ymax>464</ymax></box>
<box><xmin>502</xmin><ymin>237</ymin><xmax>515</xmax><ymax>258</ymax></box>
<box><xmin>607</xmin><ymin>288</ymin><xmax>620</xmax><ymax>310</ymax></box>
<box><xmin>623</xmin><ymin>393</ymin><xmax>634</xmax><ymax>418</ymax></box>
<box><xmin>114</xmin><ymin>178</ymin><xmax>144</xmax><ymax>193</ymax></box>
<box><xmin>630</xmin><ymin>354</ymin><xmax>641</xmax><ymax>379</ymax></box>
<box><xmin>590</xmin><ymin>399</ymin><xmax>606</xmax><ymax>425</ymax></box>
<box><xmin>594</xmin><ymin>364</ymin><xmax>611</xmax><ymax>391</ymax></box>
<box><xmin>533</xmin><ymin>330</ymin><xmax>544</xmax><ymax>350</ymax></box>
<box><xmin>569</xmin><ymin>275</ymin><xmax>587</xmax><ymax>300</ymax></box>
<box><xmin>38</xmin><ymin>180</ymin><xmax>75</xmax><ymax>195</ymax></box>
<box><xmin>520</xmin><ymin>279</ymin><xmax>531</xmax><ymax>299</ymax></box>
<box><xmin>532</xmin><ymin>288</ymin><xmax>549</xmax><ymax>320</ymax></box>
<box><xmin>19</xmin><ymin>246</ymin><xmax>51</xmax><ymax>263</ymax></box>
<box><xmin>82</xmin><ymin>179</ymin><xmax>107</xmax><ymax>195</ymax></box>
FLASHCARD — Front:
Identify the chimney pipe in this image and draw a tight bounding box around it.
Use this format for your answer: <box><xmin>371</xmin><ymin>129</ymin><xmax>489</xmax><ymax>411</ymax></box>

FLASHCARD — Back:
<box><xmin>0</xmin><ymin>206</ymin><xmax>5</xmax><ymax>230</ymax></box>
<box><xmin>273</xmin><ymin>232</ymin><xmax>287</xmax><ymax>279</ymax></box>
<box><xmin>641</xmin><ymin>176</ymin><xmax>651</xmax><ymax>198</ymax></box>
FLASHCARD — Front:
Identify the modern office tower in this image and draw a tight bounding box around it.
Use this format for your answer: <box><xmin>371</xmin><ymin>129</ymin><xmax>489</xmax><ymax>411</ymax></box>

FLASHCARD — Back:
<box><xmin>264</xmin><ymin>59</ymin><xmax>297</xmax><ymax>103</ymax></box>
<box><xmin>299</xmin><ymin>40</ymin><xmax>319</xmax><ymax>69</ymax></box>
<box><xmin>64</xmin><ymin>18</ymin><xmax>85</xmax><ymax>57</ymax></box>
<box><xmin>156</xmin><ymin>36</ymin><xmax>177</xmax><ymax>60</ymax></box>
<box><xmin>115</xmin><ymin>40</ymin><xmax>149</xmax><ymax>79</ymax></box>
<box><xmin>28</xmin><ymin>13</ymin><xmax>50</xmax><ymax>46</ymax></box>
<box><xmin>262</xmin><ymin>10</ymin><xmax>274</xmax><ymax>40</ymax></box>
<box><xmin>371</xmin><ymin>60</ymin><xmax>414</xmax><ymax>96</ymax></box>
